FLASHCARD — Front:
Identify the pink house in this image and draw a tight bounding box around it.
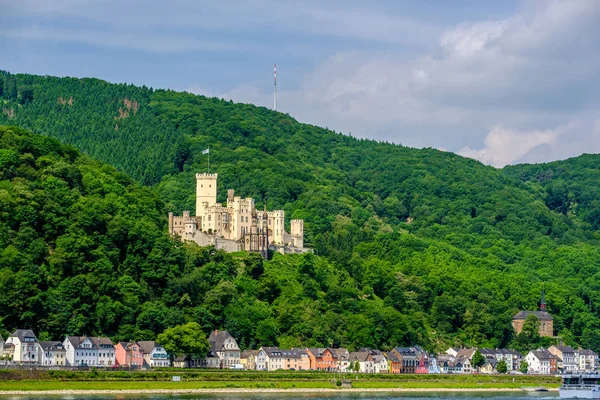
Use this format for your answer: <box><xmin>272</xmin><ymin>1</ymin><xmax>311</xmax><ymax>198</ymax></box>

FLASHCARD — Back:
<box><xmin>115</xmin><ymin>342</ymin><xmax>144</xmax><ymax>367</ymax></box>
<box><xmin>416</xmin><ymin>354</ymin><xmax>429</xmax><ymax>374</ymax></box>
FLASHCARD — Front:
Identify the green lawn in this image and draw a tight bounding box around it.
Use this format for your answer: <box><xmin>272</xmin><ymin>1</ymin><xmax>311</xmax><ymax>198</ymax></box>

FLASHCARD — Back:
<box><xmin>0</xmin><ymin>379</ymin><xmax>560</xmax><ymax>391</ymax></box>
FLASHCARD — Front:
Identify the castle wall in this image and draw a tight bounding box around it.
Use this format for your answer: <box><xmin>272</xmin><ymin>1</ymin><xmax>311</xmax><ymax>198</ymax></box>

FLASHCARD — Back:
<box><xmin>512</xmin><ymin>318</ymin><xmax>553</xmax><ymax>337</ymax></box>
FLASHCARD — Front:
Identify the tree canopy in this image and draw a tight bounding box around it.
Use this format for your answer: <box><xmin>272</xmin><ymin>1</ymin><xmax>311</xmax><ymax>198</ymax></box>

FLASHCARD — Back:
<box><xmin>1</xmin><ymin>70</ymin><xmax>600</xmax><ymax>353</ymax></box>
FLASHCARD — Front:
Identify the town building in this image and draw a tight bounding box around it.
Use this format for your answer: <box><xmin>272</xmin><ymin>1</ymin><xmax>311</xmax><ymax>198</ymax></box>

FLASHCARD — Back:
<box><xmin>205</xmin><ymin>330</ymin><xmax>240</xmax><ymax>368</ymax></box>
<box><xmin>385</xmin><ymin>351</ymin><xmax>402</xmax><ymax>374</ymax></box>
<box><xmin>577</xmin><ymin>349</ymin><xmax>598</xmax><ymax>372</ymax></box>
<box><xmin>331</xmin><ymin>348</ymin><xmax>350</xmax><ymax>371</ymax></box>
<box><xmin>348</xmin><ymin>351</ymin><xmax>375</xmax><ymax>373</ymax></box>
<box><xmin>255</xmin><ymin>348</ymin><xmax>268</xmax><ymax>370</ymax></box>
<box><xmin>240</xmin><ymin>350</ymin><xmax>258</xmax><ymax>370</ymax></box>
<box><xmin>306</xmin><ymin>348</ymin><xmax>336</xmax><ymax>371</ymax></box>
<box><xmin>115</xmin><ymin>342</ymin><xmax>144</xmax><ymax>367</ymax></box>
<box><xmin>548</xmin><ymin>345</ymin><xmax>578</xmax><ymax>373</ymax></box>
<box><xmin>262</xmin><ymin>347</ymin><xmax>300</xmax><ymax>370</ymax></box>
<box><xmin>40</xmin><ymin>341</ymin><xmax>66</xmax><ymax>366</ymax></box>
<box><xmin>168</xmin><ymin>173</ymin><xmax>311</xmax><ymax>256</ymax></box>
<box><xmin>5</xmin><ymin>329</ymin><xmax>42</xmax><ymax>364</ymax></box>
<box><xmin>91</xmin><ymin>337</ymin><xmax>115</xmax><ymax>367</ymax></box>
<box><xmin>64</xmin><ymin>337</ymin><xmax>99</xmax><ymax>366</ymax></box>
<box><xmin>391</xmin><ymin>347</ymin><xmax>418</xmax><ymax>374</ymax></box>
<box><xmin>512</xmin><ymin>291</ymin><xmax>553</xmax><ymax>337</ymax></box>
<box><xmin>525</xmin><ymin>349</ymin><xmax>552</xmax><ymax>374</ymax></box>
<box><xmin>138</xmin><ymin>341</ymin><xmax>169</xmax><ymax>367</ymax></box>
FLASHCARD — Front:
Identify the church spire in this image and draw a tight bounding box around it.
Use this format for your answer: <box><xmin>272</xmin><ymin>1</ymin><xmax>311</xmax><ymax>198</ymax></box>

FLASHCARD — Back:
<box><xmin>540</xmin><ymin>289</ymin><xmax>546</xmax><ymax>312</ymax></box>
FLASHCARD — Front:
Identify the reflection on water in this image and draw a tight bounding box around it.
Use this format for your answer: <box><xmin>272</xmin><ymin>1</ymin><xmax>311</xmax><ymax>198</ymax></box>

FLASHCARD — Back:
<box><xmin>0</xmin><ymin>393</ymin><xmax>559</xmax><ymax>400</ymax></box>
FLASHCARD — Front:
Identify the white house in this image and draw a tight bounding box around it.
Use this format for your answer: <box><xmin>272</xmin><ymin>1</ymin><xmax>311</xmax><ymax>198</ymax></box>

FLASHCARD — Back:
<box><xmin>255</xmin><ymin>348</ymin><xmax>268</xmax><ymax>370</ymax></box>
<box><xmin>369</xmin><ymin>350</ymin><xmax>388</xmax><ymax>374</ymax></box>
<box><xmin>138</xmin><ymin>341</ymin><xmax>169</xmax><ymax>367</ymax></box>
<box><xmin>40</xmin><ymin>341</ymin><xmax>67</xmax><ymax>366</ymax></box>
<box><xmin>91</xmin><ymin>337</ymin><xmax>115</xmax><ymax>366</ymax></box>
<box><xmin>525</xmin><ymin>350</ymin><xmax>551</xmax><ymax>374</ymax></box>
<box><xmin>5</xmin><ymin>329</ymin><xmax>42</xmax><ymax>364</ymax></box>
<box><xmin>349</xmin><ymin>351</ymin><xmax>375</xmax><ymax>373</ymax></box>
<box><xmin>64</xmin><ymin>336</ymin><xmax>99</xmax><ymax>366</ymax></box>
<box><xmin>205</xmin><ymin>330</ymin><xmax>240</xmax><ymax>368</ymax></box>
<box><xmin>577</xmin><ymin>349</ymin><xmax>598</xmax><ymax>372</ymax></box>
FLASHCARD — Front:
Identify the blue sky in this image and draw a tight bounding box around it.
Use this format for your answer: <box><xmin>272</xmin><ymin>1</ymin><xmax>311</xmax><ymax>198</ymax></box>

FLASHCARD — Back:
<box><xmin>1</xmin><ymin>0</ymin><xmax>600</xmax><ymax>167</ymax></box>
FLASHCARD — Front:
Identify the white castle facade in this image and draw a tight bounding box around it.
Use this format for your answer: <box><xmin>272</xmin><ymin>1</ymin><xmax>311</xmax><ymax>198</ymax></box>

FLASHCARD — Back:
<box><xmin>168</xmin><ymin>173</ymin><xmax>310</xmax><ymax>256</ymax></box>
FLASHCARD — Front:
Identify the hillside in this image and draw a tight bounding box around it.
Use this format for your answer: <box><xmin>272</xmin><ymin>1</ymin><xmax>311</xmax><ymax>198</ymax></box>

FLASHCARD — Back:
<box><xmin>1</xmin><ymin>71</ymin><xmax>600</xmax><ymax>352</ymax></box>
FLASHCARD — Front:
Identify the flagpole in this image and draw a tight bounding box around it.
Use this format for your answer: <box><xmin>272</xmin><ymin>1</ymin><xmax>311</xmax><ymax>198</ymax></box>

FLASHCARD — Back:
<box><xmin>208</xmin><ymin>147</ymin><xmax>210</xmax><ymax>173</ymax></box>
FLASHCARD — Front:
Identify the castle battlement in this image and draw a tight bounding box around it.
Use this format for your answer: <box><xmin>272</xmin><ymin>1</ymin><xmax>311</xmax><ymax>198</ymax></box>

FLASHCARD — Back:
<box><xmin>196</xmin><ymin>173</ymin><xmax>218</xmax><ymax>180</ymax></box>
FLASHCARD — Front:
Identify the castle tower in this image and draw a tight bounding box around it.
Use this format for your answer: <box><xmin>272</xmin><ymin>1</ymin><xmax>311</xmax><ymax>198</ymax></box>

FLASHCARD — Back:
<box><xmin>291</xmin><ymin>219</ymin><xmax>304</xmax><ymax>248</ymax></box>
<box><xmin>196</xmin><ymin>173</ymin><xmax>218</xmax><ymax>217</ymax></box>
<box><xmin>183</xmin><ymin>211</ymin><xmax>196</xmax><ymax>240</ymax></box>
<box><xmin>271</xmin><ymin>210</ymin><xmax>285</xmax><ymax>244</ymax></box>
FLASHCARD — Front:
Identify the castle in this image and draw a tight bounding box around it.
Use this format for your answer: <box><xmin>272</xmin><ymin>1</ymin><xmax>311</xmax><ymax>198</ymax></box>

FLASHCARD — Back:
<box><xmin>168</xmin><ymin>173</ymin><xmax>310</xmax><ymax>256</ymax></box>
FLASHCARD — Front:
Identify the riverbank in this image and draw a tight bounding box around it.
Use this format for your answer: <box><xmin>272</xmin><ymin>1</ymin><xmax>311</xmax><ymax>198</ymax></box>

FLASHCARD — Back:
<box><xmin>0</xmin><ymin>379</ymin><xmax>560</xmax><ymax>393</ymax></box>
<box><xmin>0</xmin><ymin>387</ymin><xmax>559</xmax><ymax>396</ymax></box>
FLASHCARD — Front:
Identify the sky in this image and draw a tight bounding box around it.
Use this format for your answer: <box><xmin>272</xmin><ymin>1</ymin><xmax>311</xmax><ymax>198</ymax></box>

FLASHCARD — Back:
<box><xmin>1</xmin><ymin>0</ymin><xmax>600</xmax><ymax>167</ymax></box>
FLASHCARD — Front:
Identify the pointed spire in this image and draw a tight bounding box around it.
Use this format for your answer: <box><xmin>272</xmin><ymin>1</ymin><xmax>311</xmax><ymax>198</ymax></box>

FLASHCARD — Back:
<box><xmin>540</xmin><ymin>289</ymin><xmax>546</xmax><ymax>312</ymax></box>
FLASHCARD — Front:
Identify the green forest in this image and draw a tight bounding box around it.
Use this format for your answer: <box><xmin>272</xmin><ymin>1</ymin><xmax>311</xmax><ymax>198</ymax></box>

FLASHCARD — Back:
<box><xmin>1</xmin><ymin>70</ymin><xmax>600</xmax><ymax>353</ymax></box>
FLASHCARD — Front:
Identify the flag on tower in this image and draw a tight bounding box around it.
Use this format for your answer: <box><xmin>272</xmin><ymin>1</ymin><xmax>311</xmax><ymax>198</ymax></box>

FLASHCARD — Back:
<box><xmin>202</xmin><ymin>148</ymin><xmax>209</xmax><ymax>154</ymax></box>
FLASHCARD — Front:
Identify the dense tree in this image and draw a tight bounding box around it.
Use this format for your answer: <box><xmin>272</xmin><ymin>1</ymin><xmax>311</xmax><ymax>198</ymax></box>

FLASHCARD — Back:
<box><xmin>496</xmin><ymin>360</ymin><xmax>508</xmax><ymax>374</ymax></box>
<box><xmin>157</xmin><ymin>322</ymin><xmax>210</xmax><ymax>365</ymax></box>
<box><xmin>1</xmin><ymin>70</ymin><xmax>600</xmax><ymax>352</ymax></box>
<box><xmin>471</xmin><ymin>350</ymin><xmax>485</xmax><ymax>371</ymax></box>
<box><xmin>520</xmin><ymin>360</ymin><xmax>529</xmax><ymax>374</ymax></box>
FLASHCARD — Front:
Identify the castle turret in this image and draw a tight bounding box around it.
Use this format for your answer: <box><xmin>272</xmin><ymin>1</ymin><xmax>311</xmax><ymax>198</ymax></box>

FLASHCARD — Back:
<box><xmin>196</xmin><ymin>173</ymin><xmax>218</xmax><ymax>217</ymax></box>
<box><xmin>291</xmin><ymin>219</ymin><xmax>304</xmax><ymax>248</ymax></box>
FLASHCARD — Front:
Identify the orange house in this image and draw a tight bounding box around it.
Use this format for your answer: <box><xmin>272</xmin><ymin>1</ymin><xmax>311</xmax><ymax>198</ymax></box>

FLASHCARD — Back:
<box><xmin>385</xmin><ymin>351</ymin><xmax>402</xmax><ymax>374</ymax></box>
<box><xmin>306</xmin><ymin>348</ymin><xmax>337</xmax><ymax>371</ymax></box>
<box><xmin>115</xmin><ymin>342</ymin><xmax>144</xmax><ymax>367</ymax></box>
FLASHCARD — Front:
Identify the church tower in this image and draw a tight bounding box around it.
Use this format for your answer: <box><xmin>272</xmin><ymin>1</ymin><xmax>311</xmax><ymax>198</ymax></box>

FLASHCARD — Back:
<box><xmin>196</xmin><ymin>173</ymin><xmax>218</xmax><ymax>217</ymax></box>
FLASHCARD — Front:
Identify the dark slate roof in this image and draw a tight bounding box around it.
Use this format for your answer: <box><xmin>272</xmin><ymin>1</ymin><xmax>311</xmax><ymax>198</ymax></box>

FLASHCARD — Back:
<box><xmin>90</xmin><ymin>337</ymin><xmax>114</xmax><ymax>348</ymax></box>
<box><xmin>555</xmin><ymin>345</ymin><xmax>575</xmax><ymax>353</ymax></box>
<box><xmin>394</xmin><ymin>347</ymin><xmax>417</xmax><ymax>356</ymax></box>
<box><xmin>208</xmin><ymin>330</ymin><xmax>239</xmax><ymax>354</ymax></box>
<box><xmin>385</xmin><ymin>351</ymin><xmax>400</xmax><ymax>362</ymax></box>
<box><xmin>66</xmin><ymin>336</ymin><xmax>96</xmax><ymax>349</ymax></box>
<box><xmin>513</xmin><ymin>310</ymin><xmax>553</xmax><ymax>320</ymax></box>
<box><xmin>241</xmin><ymin>349</ymin><xmax>258</xmax><ymax>358</ymax></box>
<box><xmin>137</xmin><ymin>341</ymin><xmax>160</xmax><ymax>354</ymax></box>
<box><xmin>40</xmin><ymin>341</ymin><xmax>65</xmax><ymax>351</ymax></box>
<box><xmin>10</xmin><ymin>329</ymin><xmax>38</xmax><ymax>342</ymax></box>
<box><xmin>579</xmin><ymin>349</ymin><xmax>598</xmax><ymax>356</ymax></box>
<box><xmin>265</xmin><ymin>348</ymin><xmax>300</xmax><ymax>359</ymax></box>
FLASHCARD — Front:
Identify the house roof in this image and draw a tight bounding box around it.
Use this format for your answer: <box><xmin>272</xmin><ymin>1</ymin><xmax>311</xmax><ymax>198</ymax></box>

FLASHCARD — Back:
<box><xmin>66</xmin><ymin>336</ymin><xmax>97</xmax><ymax>349</ymax></box>
<box><xmin>385</xmin><ymin>351</ymin><xmax>400</xmax><ymax>363</ymax></box>
<box><xmin>349</xmin><ymin>351</ymin><xmax>372</xmax><ymax>362</ymax></box>
<box><xmin>40</xmin><ymin>341</ymin><xmax>65</xmax><ymax>351</ymax></box>
<box><xmin>331</xmin><ymin>348</ymin><xmax>349</xmax><ymax>359</ymax></box>
<box><xmin>531</xmin><ymin>350</ymin><xmax>551</xmax><ymax>360</ymax></box>
<box><xmin>10</xmin><ymin>329</ymin><xmax>38</xmax><ymax>342</ymax></box>
<box><xmin>306</xmin><ymin>348</ymin><xmax>332</xmax><ymax>358</ymax></box>
<box><xmin>554</xmin><ymin>345</ymin><xmax>575</xmax><ymax>353</ymax></box>
<box><xmin>579</xmin><ymin>349</ymin><xmax>598</xmax><ymax>356</ymax></box>
<box><xmin>456</xmin><ymin>348</ymin><xmax>476</xmax><ymax>359</ymax></box>
<box><xmin>137</xmin><ymin>341</ymin><xmax>160</xmax><ymax>354</ymax></box>
<box><xmin>208</xmin><ymin>330</ymin><xmax>239</xmax><ymax>354</ymax></box>
<box><xmin>513</xmin><ymin>310</ymin><xmax>553</xmax><ymax>321</ymax></box>
<box><xmin>394</xmin><ymin>347</ymin><xmax>417</xmax><ymax>356</ymax></box>
<box><xmin>241</xmin><ymin>349</ymin><xmax>258</xmax><ymax>358</ymax></box>
<box><xmin>90</xmin><ymin>337</ymin><xmax>114</xmax><ymax>347</ymax></box>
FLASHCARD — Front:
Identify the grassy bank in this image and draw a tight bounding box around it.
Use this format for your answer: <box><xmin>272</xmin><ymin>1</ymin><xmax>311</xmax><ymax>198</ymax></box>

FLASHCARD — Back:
<box><xmin>0</xmin><ymin>370</ymin><xmax>561</xmax><ymax>392</ymax></box>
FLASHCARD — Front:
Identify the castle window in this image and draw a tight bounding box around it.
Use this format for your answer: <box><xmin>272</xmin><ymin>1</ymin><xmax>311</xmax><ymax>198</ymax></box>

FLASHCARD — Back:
<box><xmin>208</xmin><ymin>215</ymin><xmax>211</xmax><ymax>221</ymax></box>
<box><xmin>201</xmin><ymin>185</ymin><xmax>203</xmax><ymax>188</ymax></box>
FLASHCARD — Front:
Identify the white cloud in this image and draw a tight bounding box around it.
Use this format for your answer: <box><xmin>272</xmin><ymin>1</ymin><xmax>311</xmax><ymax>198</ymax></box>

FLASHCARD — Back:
<box><xmin>216</xmin><ymin>0</ymin><xmax>600</xmax><ymax>163</ymax></box>
<box><xmin>458</xmin><ymin>126</ymin><xmax>557</xmax><ymax>167</ymax></box>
